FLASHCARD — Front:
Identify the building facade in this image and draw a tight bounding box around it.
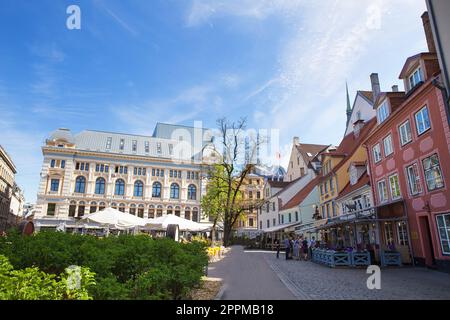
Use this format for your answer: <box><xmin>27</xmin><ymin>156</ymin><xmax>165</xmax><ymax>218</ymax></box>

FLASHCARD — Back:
<box><xmin>365</xmin><ymin>15</ymin><xmax>450</xmax><ymax>271</ymax></box>
<box><xmin>34</xmin><ymin>124</ymin><xmax>214</xmax><ymax>231</ymax></box>
<box><xmin>0</xmin><ymin>145</ymin><xmax>17</xmax><ymax>232</ymax></box>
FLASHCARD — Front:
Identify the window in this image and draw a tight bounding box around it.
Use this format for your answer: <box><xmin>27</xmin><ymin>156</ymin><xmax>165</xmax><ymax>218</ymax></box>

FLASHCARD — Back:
<box><xmin>281</xmin><ymin>215</ymin><xmax>284</xmax><ymax>224</ymax></box>
<box><xmin>74</xmin><ymin>176</ymin><xmax>86</xmax><ymax>193</ymax></box>
<box><xmin>377</xmin><ymin>180</ymin><xmax>388</xmax><ymax>203</ymax></box>
<box><xmin>134</xmin><ymin>181</ymin><xmax>144</xmax><ymax>197</ymax></box>
<box><xmin>148</xmin><ymin>207</ymin><xmax>155</xmax><ymax>219</ymax></box>
<box><xmin>138</xmin><ymin>205</ymin><xmax>144</xmax><ymax>218</ymax></box>
<box><xmin>145</xmin><ymin>141</ymin><xmax>150</xmax><ymax>153</ymax></box>
<box><xmin>436</xmin><ymin>214</ymin><xmax>450</xmax><ymax>255</ymax></box>
<box><xmin>132</xmin><ymin>140</ymin><xmax>137</xmax><ymax>152</ymax></box>
<box><xmin>272</xmin><ymin>203</ymin><xmax>275</xmax><ymax>211</ymax></box>
<box><xmin>377</xmin><ymin>100</ymin><xmax>389</xmax><ymax>124</ymax></box>
<box><xmin>170</xmin><ymin>183</ymin><xmax>180</xmax><ymax>199</ymax></box>
<box><xmin>188</xmin><ymin>184</ymin><xmax>197</xmax><ymax>200</ymax></box>
<box><xmin>69</xmin><ymin>204</ymin><xmax>76</xmax><ymax>217</ymax></box>
<box><xmin>76</xmin><ymin>162</ymin><xmax>89</xmax><ymax>171</ymax></box>
<box><xmin>406</xmin><ymin>163</ymin><xmax>422</xmax><ymax>196</ymax></box>
<box><xmin>257</xmin><ymin>191</ymin><xmax>261</xmax><ymax>199</ymax></box>
<box><xmin>61</xmin><ymin>160</ymin><xmax>65</xmax><ymax>169</ymax></box>
<box><xmin>157</xmin><ymin>142</ymin><xmax>162</xmax><ymax>154</ymax></box>
<box><xmin>326</xmin><ymin>203</ymin><xmax>330</xmax><ymax>218</ymax></box>
<box><xmin>260</xmin><ymin>221</ymin><xmax>263</xmax><ymax>230</ymax></box>
<box><xmin>119</xmin><ymin>139</ymin><xmax>125</xmax><ymax>151</ymax></box>
<box><xmin>409</xmin><ymin>67</ymin><xmax>423</xmax><ymax>89</ymax></box>
<box><xmin>50</xmin><ymin>179</ymin><xmax>59</xmax><ymax>192</ymax></box>
<box><xmin>295</xmin><ymin>211</ymin><xmax>299</xmax><ymax>221</ymax></box>
<box><xmin>130</xmin><ymin>205</ymin><xmax>136</xmax><ymax>216</ymax></box>
<box><xmin>184</xmin><ymin>208</ymin><xmax>191</xmax><ymax>220</ymax></box>
<box><xmin>422</xmin><ymin>154</ymin><xmax>444</xmax><ymax>191</ymax></box>
<box><xmin>192</xmin><ymin>209</ymin><xmax>199</xmax><ymax>222</ymax></box>
<box><xmin>384</xmin><ymin>222</ymin><xmax>394</xmax><ymax>246</ymax></box>
<box><xmin>152</xmin><ymin>182</ymin><xmax>161</xmax><ymax>198</ymax></box>
<box><xmin>78</xmin><ymin>203</ymin><xmax>85</xmax><ymax>217</ymax></box>
<box><xmin>50</xmin><ymin>159</ymin><xmax>56</xmax><ymax>168</ymax></box>
<box><xmin>399</xmin><ymin>120</ymin><xmax>412</xmax><ymax>146</ymax></box>
<box><xmin>106</xmin><ymin>137</ymin><xmax>112</xmax><ymax>150</ymax></box>
<box><xmin>115</xmin><ymin>179</ymin><xmax>125</xmax><ymax>195</ymax></box>
<box><xmin>330</xmin><ymin>177</ymin><xmax>334</xmax><ymax>191</ymax></box>
<box><xmin>373</xmin><ymin>144</ymin><xmax>382</xmax><ymax>163</ymax></box>
<box><xmin>249</xmin><ymin>218</ymin><xmax>254</xmax><ymax>227</ymax></box>
<box><xmin>397</xmin><ymin>222</ymin><xmax>409</xmax><ymax>246</ymax></box>
<box><xmin>288</xmin><ymin>213</ymin><xmax>292</xmax><ymax>223</ymax></box>
<box><xmin>47</xmin><ymin>203</ymin><xmax>56</xmax><ymax>216</ymax></box>
<box><xmin>90</xmin><ymin>203</ymin><xmax>97</xmax><ymax>213</ymax></box>
<box><xmin>415</xmin><ymin>106</ymin><xmax>431</xmax><ymax>135</ymax></box>
<box><xmin>389</xmin><ymin>174</ymin><xmax>401</xmax><ymax>200</ymax></box>
<box><xmin>168</xmin><ymin>144</ymin><xmax>173</xmax><ymax>155</ymax></box>
<box><xmin>383</xmin><ymin>135</ymin><xmax>394</xmax><ymax>157</ymax></box>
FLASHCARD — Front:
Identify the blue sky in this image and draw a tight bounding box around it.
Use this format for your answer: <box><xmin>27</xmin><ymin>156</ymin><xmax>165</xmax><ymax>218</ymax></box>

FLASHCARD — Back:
<box><xmin>0</xmin><ymin>0</ymin><xmax>428</xmax><ymax>202</ymax></box>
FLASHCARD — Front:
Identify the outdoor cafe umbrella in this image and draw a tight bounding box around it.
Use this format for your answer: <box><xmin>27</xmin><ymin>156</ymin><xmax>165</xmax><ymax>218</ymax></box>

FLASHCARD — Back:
<box><xmin>80</xmin><ymin>207</ymin><xmax>147</xmax><ymax>230</ymax></box>
<box><xmin>145</xmin><ymin>214</ymin><xmax>209</xmax><ymax>232</ymax></box>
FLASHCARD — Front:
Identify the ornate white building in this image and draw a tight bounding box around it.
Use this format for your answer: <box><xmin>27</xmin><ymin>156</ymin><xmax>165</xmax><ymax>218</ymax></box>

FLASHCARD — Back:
<box><xmin>34</xmin><ymin>123</ymin><xmax>215</xmax><ymax>231</ymax></box>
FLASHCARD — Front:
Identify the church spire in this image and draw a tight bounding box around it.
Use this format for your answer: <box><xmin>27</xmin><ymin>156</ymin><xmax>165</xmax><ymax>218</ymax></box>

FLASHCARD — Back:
<box><xmin>346</xmin><ymin>82</ymin><xmax>352</xmax><ymax>126</ymax></box>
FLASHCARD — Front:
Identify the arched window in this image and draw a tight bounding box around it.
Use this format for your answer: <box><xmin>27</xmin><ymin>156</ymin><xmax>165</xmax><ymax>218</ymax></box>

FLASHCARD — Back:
<box><xmin>188</xmin><ymin>184</ymin><xmax>197</xmax><ymax>200</ymax></box>
<box><xmin>111</xmin><ymin>202</ymin><xmax>118</xmax><ymax>210</ymax></box>
<box><xmin>95</xmin><ymin>178</ymin><xmax>106</xmax><ymax>195</ymax></box>
<box><xmin>115</xmin><ymin>179</ymin><xmax>125</xmax><ymax>195</ymax></box>
<box><xmin>129</xmin><ymin>204</ymin><xmax>136</xmax><ymax>215</ymax></box>
<box><xmin>148</xmin><ymin>205</ymin><xmax>155</xmax><ymax>219</ymax></box>
<box><xmin>134</xmin><ymin>180</ymin><xmax>144</xmax><ymax>197</ymax></box>
<box><xmin>167</xmin><ymin>206</ymin><xmax>173</xmax><ymax>215</ymax></box>
<box><xmin>99</xmin><ymin>202</ymin><xmax>106</xmax><ymax>211</ymax></box>
<box><xmin>78</xmin><ymin>201</ymin><xmax>86</xmax><ymax>217</ymax></box>
<box><xmin>118</xmin><ymin>203</ymin><xmax>125</xmax><ymax>213</ymax></box>
<box><xmin>152</xmin><ymin>182</ymin><xmax>161</xmax><ymax>198</ymax></box>
<box><xmin>156</xmin><ymin>205</ymin><xmax>163</xmax><ymax>217</ymax></box>
<box><xmin>90</xmin><ymin>201</ymin><xmax>97</xmax><ymax>213</ymax></box>
<box><xmin>69</xmin><ymin>200</ymin><xmax>77</xmax><ymax>217</ymax></box>
<box><xmin>170</xmin><ymin>183</ymin><xmax>180</xmax><ymax>199</ymax></box>
<box><xmin>74</xmin><ymin>176</ymin><xmax>86</xmax><ymax>193</ymax></box>
<box><xmin>184</xmin><ymin>207</ymin><xmax>191</xmax><ymax>220</ymax></box>
<box><xmin>192</xmin><ymin>208</ymin><xmax>199</xmax><ymax>222</ymax></box>
<box><xmin>175</xmin><ymin>206</ymin><xmax>181</xmax><ymax>217</ymax></box>
<box><xmin>138</xmin><ymin>204</ymin><xmax>144</xmax><ymax>218</ymax></box>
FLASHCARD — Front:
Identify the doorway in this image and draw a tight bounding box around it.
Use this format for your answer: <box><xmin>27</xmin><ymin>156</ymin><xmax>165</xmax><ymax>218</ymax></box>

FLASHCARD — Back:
<box><xmin>419</xmin><ymin>216</ymin><xmax>436</xmax><ymax>267</ymax></box>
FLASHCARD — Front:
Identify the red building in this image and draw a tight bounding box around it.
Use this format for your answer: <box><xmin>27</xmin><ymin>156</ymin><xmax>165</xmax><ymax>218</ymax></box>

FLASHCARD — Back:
<box><xmin>365</xmin><ymin>13</ymin><xmax>450</xmax><ymax>272</ymax></box>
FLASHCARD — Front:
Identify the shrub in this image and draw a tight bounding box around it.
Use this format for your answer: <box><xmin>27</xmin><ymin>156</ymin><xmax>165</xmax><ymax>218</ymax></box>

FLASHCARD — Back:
<box><xmin>0</xmin><ymin>255</ymin><xmax>95</xmax><ymax>300</ymax></box>
<box><xmin>0</xmin><ymin>230</ymin><xmax>208</xmax><ymax>300</ymax></box>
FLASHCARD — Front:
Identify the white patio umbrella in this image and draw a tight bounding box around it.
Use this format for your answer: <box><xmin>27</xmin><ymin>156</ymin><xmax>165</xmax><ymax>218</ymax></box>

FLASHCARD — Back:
<box><xmin>145</xmin><ymin>214</ymin><xmax>209</xmax><ymax>232</ymax></box>
<box><xmin>81</xmin><ymin>207</ymin><xmax>147</xmax><ymax>230</ymax></box>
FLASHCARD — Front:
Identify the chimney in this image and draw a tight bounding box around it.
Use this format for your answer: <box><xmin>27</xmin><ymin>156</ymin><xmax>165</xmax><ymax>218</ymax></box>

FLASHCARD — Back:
<box><xmin>421</xmin><ymin>12</ymin><xmax>436</xmax><ymax>53</ymax></box>
<box><xmin>392</xmin><ymin>85</ymin><xmax>399</xmax><ymax>92</ymax></box>
<box><xmin>293</xmin><ymin>137</ymin><xmax>300</xmax><ymax>145</ymax></box>
<box><xmin>370</xmin><ymin>73</ymin><xmax>381</xmax><ymax>103</ymax></box>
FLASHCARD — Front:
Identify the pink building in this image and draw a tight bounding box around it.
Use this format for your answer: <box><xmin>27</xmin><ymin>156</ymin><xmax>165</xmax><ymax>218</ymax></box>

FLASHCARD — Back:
<box><xmin>365</xmin><ymin>13</ymin><xmax>450</xmax><ymax>272</ymax></box>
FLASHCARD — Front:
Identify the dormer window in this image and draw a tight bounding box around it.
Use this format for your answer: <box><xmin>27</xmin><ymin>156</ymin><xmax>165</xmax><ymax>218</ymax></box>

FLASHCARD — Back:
<box><xmin>119</xmin><ymin>139</ymin><xmax>125</xmax><ymax>151</ymax></box>
<box><xmin>132</xmin><ymin>140</ymin><xmax>137</xmax><ymax>152</ymax></box>
<box><xmin>408</xmin><ymin>67</ymin><xmax>423</xmax><ymax>90</ymax></box>
<box><xmin>376</xmin><ymin>100</ymin><xmax>389</xmax><ymax>124</ymax></box>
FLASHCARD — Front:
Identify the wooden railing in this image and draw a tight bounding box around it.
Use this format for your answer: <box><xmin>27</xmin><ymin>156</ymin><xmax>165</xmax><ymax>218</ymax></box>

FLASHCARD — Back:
<box><xmin>311</xmin><ymin>248</ymin><xmax>371</xmax><ymax>268</ymax></box>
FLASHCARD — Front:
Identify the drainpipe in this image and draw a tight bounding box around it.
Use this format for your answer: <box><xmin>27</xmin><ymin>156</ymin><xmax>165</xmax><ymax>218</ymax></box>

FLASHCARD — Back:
<box><xmin>402</xmin><ymin>201</ymin><xmax>416</xmax><ymax>267</ymax></box>
<box><xmin>432</xmin><ymin>78</ymin><xmax>450</xmax><ymax>126</ymax></box>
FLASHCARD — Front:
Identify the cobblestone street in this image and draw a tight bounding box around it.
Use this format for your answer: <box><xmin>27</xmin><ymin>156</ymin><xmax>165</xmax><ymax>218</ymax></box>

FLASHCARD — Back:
<box><xmin>211</xmin><ymin>246</ymin><xmax>450</xmax><ymax>300</ymax></box>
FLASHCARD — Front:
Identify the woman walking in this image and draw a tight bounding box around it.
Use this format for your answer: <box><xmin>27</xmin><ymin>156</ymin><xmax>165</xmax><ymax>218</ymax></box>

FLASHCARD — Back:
<box><xmin>302</xmin><ymin>237</ymin><xmax>309</xmax><ymax>261</ymax></box>
<box><xmin>293</xmin><ymin>237</ymin><xmax>300</xmax><ymax>260</ymax></box>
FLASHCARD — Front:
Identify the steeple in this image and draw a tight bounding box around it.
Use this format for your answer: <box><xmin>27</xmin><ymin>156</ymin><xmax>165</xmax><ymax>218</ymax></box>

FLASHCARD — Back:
<box><xmin>346</xmin><ymin>82</ymin><xmax>352</xmax><ymax>126</ymax></box>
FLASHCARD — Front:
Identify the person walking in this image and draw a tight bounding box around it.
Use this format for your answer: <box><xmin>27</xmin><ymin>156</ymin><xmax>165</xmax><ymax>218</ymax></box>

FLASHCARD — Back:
<box><xmin>308</xmin><ymin>236</ymin><xmax>316</xmax><ymax>259</ymax></box>
<box><xmin>293</xmin><ymin>236</ymin><xmax>300</xmax><ymax>260</ymax></box>
<box><xmin>275</xmin><ymin>239</ymin><xmax>281</xmax><ymax>259</ymax></box>
<box><xmin>302</xmin><ymin>237</ymin><xmax>309</xmax><ymax>261</ymax></box>
<box><xmin>284</xmin><ymin>237</ymin><xmax>291</xmax><ymax>260</ymax></box>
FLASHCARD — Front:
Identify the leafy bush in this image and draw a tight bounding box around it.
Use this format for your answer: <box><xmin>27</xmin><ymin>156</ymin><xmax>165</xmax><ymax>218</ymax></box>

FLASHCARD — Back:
<box><xmin>0</xmin><ymin>230</ymin><xmax>208</xmax><ymax>300</ymax></box>
<box><xmin>0</xmin><ymin>255</ymin><xmax>95</xmax><ymax>300</ymax></box>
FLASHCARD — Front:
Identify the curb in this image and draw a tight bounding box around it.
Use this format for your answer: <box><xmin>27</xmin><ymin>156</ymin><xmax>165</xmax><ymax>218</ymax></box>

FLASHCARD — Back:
<box><xmin>214</xmin><ymin>284</ymin><xmax>227</xmax><ymax>300</ymax></box>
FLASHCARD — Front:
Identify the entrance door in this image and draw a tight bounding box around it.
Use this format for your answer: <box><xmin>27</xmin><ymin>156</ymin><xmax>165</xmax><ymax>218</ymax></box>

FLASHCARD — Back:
<box><xmin>419</xmin><ymin>216</ymin><xmax>436</xmax><ymax>267</ymax></box>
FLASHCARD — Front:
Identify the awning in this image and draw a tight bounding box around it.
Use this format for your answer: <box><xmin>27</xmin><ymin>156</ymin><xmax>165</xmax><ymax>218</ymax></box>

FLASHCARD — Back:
<box><xmin>262</xmin><ymin>221</ymin><xmax>303</xmax><ymax>233</ymax></box>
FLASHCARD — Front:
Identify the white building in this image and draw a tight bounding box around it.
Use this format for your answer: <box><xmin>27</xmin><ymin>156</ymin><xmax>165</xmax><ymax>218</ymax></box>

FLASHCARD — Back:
<box><xmin>34</xmin><ymin>123</ymin><xmax>214</xmax><ymax>231</ymax></box>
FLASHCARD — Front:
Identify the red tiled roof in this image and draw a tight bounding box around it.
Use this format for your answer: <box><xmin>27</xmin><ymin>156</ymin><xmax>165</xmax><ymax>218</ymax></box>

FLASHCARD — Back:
<box><xmin>281</xmin><ymin>176</ymin><xmax>320</xmax><ymax>211</ymax></box>
<box><xmin>336</xmin><ymin>172</ymin><xmax>370</xmax><ymax>200</ymax></box>
<box><xmin>320</xmin><ymin>117</ymin><xmax>376</xmax><ymax>180</ymax></box>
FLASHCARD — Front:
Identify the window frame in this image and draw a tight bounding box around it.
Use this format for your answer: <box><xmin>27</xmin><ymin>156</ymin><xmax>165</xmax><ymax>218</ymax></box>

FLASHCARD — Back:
<box><xmin>115</xmin><ymin>179</ymin><xmax>125</xmax><ymax>196</ymax></box>
<box><xmin>388</xmin><ymin>174</ymin><xmax>402</xmax><ymax>200</ymax></box>
<box><xmin>373</xmin><ymin>143</ymin><xmax>382</xmax><ymax>163</ymax></box>
<box><xmin>152</xmin><ymin>182</ymin><xmax>162</xmax><ymax>198</ymax></box>
<box><xmin>383</xmin><ymin>134</ymin><xmax>394</xmax><ymax>157</ymax></box>
<box><xmin>398</xmin><ymin>119</ymin><xmax>413</xmax><ymax>147</ymax></box>
<box><xmin>405</xmin><ymin>163</ymin><xmax>422</xmax><ymax>196</ymax></box>
<box><xmin>422</xmin><ymin>153</ymin><xmax>445</xmax><ymax>192</ymax></box>
<box><xmin>377</xmin><ymin>100</ymin><xmax>390</xmax><ymax>124</ymax></box>
<box><xmin>436</xmin><ymin>214</ymin><xmax>450</xmax><ymax>256</ymax></box>
<box><xmin>415</xmin><ymin>105</ymin><xmax>431</xmax><ymax>136</ymax></box>
<box><xmin>50</xmin><ymin>179</ymin><xmax>60</xmax><ymax>192</ymax></box>
<box><xmin>377</xmin><ymin>179</ymin><xmax>388</xmax><ymax>203</ymax></box>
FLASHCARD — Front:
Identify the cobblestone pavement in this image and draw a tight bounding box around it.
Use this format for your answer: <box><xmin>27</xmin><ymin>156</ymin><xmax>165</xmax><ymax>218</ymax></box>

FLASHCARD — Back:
<box><xmin>264</xmin><ymin>251</ymin><xmax>450</xmax><ymax>300</ymax></box>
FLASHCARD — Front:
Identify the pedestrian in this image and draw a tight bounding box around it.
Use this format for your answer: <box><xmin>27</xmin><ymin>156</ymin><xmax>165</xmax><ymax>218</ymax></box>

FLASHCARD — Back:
<box><xmin>284</xmin><ymin>237</ymin><xmax>291</xmax><ymax>260</ymax></box>
<box><xmin>308</xmin><ymin>236</ymin><xmax>316</xmax><ymax>259</ymax></box>
<box><xmin>275</xmin><ymin>239</ymin><xmax>280</xmax><ymax>259</ymax></box>
<box><xmin>302</xmin><ymin>237</ymin><xmax>309</xmax><ymax>261</ymax></box>
<box><xmin>293</xmin><ymin>236</ymin><xmax>300</xmax><ymax>260</ymax></box>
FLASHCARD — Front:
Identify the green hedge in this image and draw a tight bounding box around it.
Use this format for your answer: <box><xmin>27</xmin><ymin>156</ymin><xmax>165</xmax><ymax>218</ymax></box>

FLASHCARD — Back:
<box><xmin>0</xmin><ymin>230</ymin><xmax>208</xmax><ymax>300</ymax></box>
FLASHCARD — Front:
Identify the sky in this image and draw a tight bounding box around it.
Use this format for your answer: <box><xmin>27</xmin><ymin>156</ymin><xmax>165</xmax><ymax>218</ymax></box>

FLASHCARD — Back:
<box><xmin>0</xmin><ymin>0</ymin><xmax>428</xmax><ymax>203</ymax></box>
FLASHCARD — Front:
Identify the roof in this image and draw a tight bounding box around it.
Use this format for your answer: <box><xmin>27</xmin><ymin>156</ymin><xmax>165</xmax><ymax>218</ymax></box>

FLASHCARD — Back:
<box><xmin>152</xmin><ymin>122</ymin><xmax>213</xmax><ymax>143</ymax></box>
<box><xmin>321</xmin><ymin>117</ymin><xmax>376</xmax><ymax>179</ymax></box>
<box><xmin>281</xmin><ymin>176</ymin><xmax>320</xmax><ymax>211</ymax></box>
<box><xmin>267</xmin><ymin>180</ymin><xmax>290</xmax><ymax>188</ymax></box>
<box><xmin>359</xmin><ymin>91</ymin><xmax>373</xmax><ymax>102</ymax></box>
<box><xmin>48</xmin><ymin>128</ymin><xmax>75</xmax><ymax>144</ymax></box>
<box><xmin>336</xmin><ymin>171</ymin><xmax>370</xmax><ymax>201</ymax></box>
<box><xmin>296</xmin><ymin>143</ymin><xmax>329</xmax><ymax>168</ymax></box>
<box><xmin>398</xmin><ymin>52</ymin><xmax>437</xmax><ymax>79</ymax></box>
<box><xmin>0</xmin><ymin>145</ymin><xmax>16</xmax><ymax>173</ymax></box>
